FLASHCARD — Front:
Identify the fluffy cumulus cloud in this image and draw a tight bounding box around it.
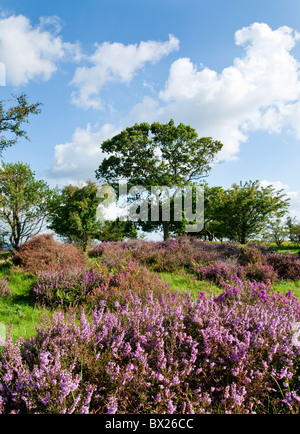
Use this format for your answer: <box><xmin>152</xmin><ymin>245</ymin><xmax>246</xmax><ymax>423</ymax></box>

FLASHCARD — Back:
<box><xmin>49</xmin><ymin>123</ymin><xmax>119</xmax><ymax>184</ymax></box>
<box><xmin>70</xmin><ymin>34</ymin><xmax>179</xmax><ymax>109</ymax></box>
<box><xmin>49</xmin><ymin>22</ymin><xmax>300</xmax><ymax>185</ymax></box>
<box><xmin>126</xmin><ymin>23</ymin><xmax>300</xmax><ymax>162</ymax></box>
<box><xmin>0</xmin><ymin>14</ymin><xmax>80</xmax><ymax>86</ymax></box>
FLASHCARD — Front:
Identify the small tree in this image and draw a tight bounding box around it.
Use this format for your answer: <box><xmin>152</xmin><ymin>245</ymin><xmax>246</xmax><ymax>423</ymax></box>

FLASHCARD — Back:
<box><xmin>48</xmin><ymin>181</ymin><xmax>103</xmax><ymax>251</ymax></box>
<box><xmin>197</xmin><ymin>181</ymin><xmax>290</xmax><ymax>244</ymax></box>
<box><xmin>286</xmin><ymin>216</ymin><xmax>300</xmax><ymax>245</ymax></box>
<box><xmin>0</xmin><ymin>94</ymin><xmax>41</xmax><ymax>154</ymax></box>
<box><xmin>264</xmin><ymin>218</ymin><xmax>289</xmax><ymax>246</ymax></box>
<box><xmin>0</xmin><ymin>162</ymin><xmax>55</xmax><ymax>249</ymax></box>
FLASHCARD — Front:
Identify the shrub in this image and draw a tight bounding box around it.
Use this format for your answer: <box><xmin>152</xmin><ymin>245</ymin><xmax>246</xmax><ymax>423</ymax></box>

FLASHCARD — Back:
<box><xmin>33</xmin><ymin>260</ymin><xmax>172</xmax><ymax>309</ymax></box>
<box><xmin>12</xmin><ymin>234</ymin><xmax>87</xmax><ymax>275</ymax></box>
<box><xmin>238</xmin><ymin>245</ymin><xmax>265</xmax><ymax>265</ymax></box>
<box><xmin>0</xmin><ymin>284</ymin><xmax>300</xmax><ymax>414</ymax></box>
<box><xmin>88</xmin><ymin>242</ymin><xmax>132</xmax><ymax>269</ymax></box>
<box><xmin>243</xmin><ymin>262</ymin><xmax>278</xmax><ymax>284</ymax></box>
<box><xmin>193</xmin><ymin>261</ymin><xmax>246</xmax><ymax>285</ymax></box>
<box><xmin>89</xmin><ymin>238</ymin><xmax>219</xmax><ymax>272</ymax></box>
<box><xmin>265</xmin><ymin>253</ymin><xmax>300</xmax><ymax>281</ymax></box>
<box><xmin>33</xmin><ymin>265</ymin><xmax>110</xmax><ymax>308</ymax></box>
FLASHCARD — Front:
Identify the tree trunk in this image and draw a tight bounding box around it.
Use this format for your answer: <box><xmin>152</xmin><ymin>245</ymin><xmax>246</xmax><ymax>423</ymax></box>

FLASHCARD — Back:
<box><xmin>162</xmin><ymin>221</ymin><xmax>170</xmax><ymax>241</ymax></box>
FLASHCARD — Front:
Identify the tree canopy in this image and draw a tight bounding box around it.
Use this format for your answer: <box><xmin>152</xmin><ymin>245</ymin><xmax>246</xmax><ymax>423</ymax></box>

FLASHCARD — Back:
<box><xmin>96</xmin><ymin>119</ymin><xmax>223</xmax><ymax>240</ymax></box>
<box><xmin>0</xmin><ymin>94</ymin><xmax>42</xmax><ymax>155</ymax></box>
<box><xmin>0</xmin><ymin>161</ymin><xmax>55</xmax><ymax>249</ymax></box>
<box><xmin>201</xmin><ymin>181</ymin><xmax>290</xmax><ymax>243</ymax></box>
<box><xmin>47</xmin><ymin>182</ymin><xmax>103</xmax><ymax>251</ymax></box>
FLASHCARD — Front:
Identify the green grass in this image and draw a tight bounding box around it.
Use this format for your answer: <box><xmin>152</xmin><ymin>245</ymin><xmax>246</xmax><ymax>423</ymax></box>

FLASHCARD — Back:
<box><xmin>268</xmin><ymin>242</ymin><xmax>300</xmax><ymax>255</ymax></box>
<box><xmin>158</xmin><ymin>271</ymin><xmax>223</xmax><ymax>297</ymax></box>
<box><xmin>0</xmin><ymin>263</ymin><xmax>52</xmax><ymax>342</ymax></box>
<box><xmin>273</xmin><ymin>279</ymin><xmax>300</xmax><ymax>299</ymax></box>
<box><xmin>158</xmin><ymin>271</ymin><xmax>300</xmax><ymax>301</ymax></box>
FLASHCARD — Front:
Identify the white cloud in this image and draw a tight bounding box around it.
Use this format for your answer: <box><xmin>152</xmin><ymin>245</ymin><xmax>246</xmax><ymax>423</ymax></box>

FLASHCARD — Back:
<box><xmin>48</xmin><ymin>123</ymin><xmax>119</xmax><ymax>183</ymax></box>
<box><xmin>48</xmin><ymin>23</ymin><xmax>300</xmax><ymax>190</ymax></box>
<box><xmin>70</xmin><ymin>34</ymin><xmax>179</xmax><ymax>109</ymax></box>
<box><xmin>0</xmin><ymin>14</ymin><xmax>81</xmax><ymax>86</ymax></box>
<box><xmin>261</xmin><ymin>180</ymin><xmax>300</xmax><ymax>219</ymax></box>
<box><xmin>127</xmin><ymin>23</ymin><xmax>300</xmax><ymax>162</ymax></box>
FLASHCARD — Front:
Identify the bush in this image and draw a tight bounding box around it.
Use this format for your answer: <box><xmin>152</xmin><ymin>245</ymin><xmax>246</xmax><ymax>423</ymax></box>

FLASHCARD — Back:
<box><xmin>33</xmin><ymin>265</ymin><xmax>109</xmax><ymax>308</ymax></box>
<box><xmin>33</xmin><ymin>260</ymin><xmax>172</xmax><ymax>309</ymax></box>
<box><xmin>243</xmin><ymin>262</ymin><xmax>278</xmax><ymax>284</ymax></box>
<box><xmin>238</xmin><ymin>245</ymin><xmax>265</xmax><ymax>265</ymax></box>
<box><xmin>12</xmin><ymin>234</ymin><xmax>87</xmax><ymax>275</ymax></box>
<box><xmin>265</xmin><ymin>253</ymin><xmax>300</xmax><ymax>281</ymax></box>
<box><xmin>88</xmin><ymin>242</ymin><xmax>133</xmax><ymax>269</ymax></box>
<box><xmin>0</xmin><ymin>284</ymin><xmax>300</xmax><ymax>414</ymax></box>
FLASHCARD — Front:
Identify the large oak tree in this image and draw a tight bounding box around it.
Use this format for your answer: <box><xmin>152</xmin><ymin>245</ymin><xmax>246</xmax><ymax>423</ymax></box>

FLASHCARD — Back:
<box><xmin>96</xmin><ymin>119</ymin><xmax>223</xmax><ymax>240</ymax></box>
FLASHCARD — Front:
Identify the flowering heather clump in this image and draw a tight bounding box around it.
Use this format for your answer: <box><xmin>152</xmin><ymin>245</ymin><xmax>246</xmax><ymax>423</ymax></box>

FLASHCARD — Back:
<box><xmin>33</xmin><ymin>261</ymin><xmax>172</xmax><ymax>309</ymax></box>
<box><xmin>88</xmin><ymin>242</ymin><xmax>133</xmax><ymax>269</ymax></box>
<box><xmin>193</xmin><ymin>260</ymin><xmax>278</xmax><ymax>285</ymax></box>
<box><xmin>193</xmin><ymin>261</ymin><xmax>245</xmax><ymax>285</ymax></box>
<box><xmin>0</xmin><ymin>277</ymin><xmax>11</xmax><ymax>298</ymax></box>
<box><xmin>238</xmin><ymin>245</ymin><xmax>266</xmax><ymax>265</ymax></box>
<box><xmin>1</xmin><ymin>284</ymin><xmax>300</xmax><ymax>414</ymax></box>
<box><xmin>89</xmin><ymin>238</ymin><xmax>222</xmax><ymax>272</ymax></box>
<box><xmin>33</xmin><ymin>266</ymin><xmax>109</xmax><ymax>308</ymax></box>
<box><xmin>265</xmin><ymin>252</ymin><xmax>300</xmax><ymax>281</ymax></box>
<box><xmin>243</xmin><ymin>262</ymin><xmax>278</xmax><ymax>284</ymax></box>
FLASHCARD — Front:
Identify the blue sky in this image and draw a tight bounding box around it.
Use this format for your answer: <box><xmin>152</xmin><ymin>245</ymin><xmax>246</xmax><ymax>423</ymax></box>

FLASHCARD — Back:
<box><xmin>1</xmin><ymin>0</ymin><xmax>300</xmax><ymax>223</ymax></box>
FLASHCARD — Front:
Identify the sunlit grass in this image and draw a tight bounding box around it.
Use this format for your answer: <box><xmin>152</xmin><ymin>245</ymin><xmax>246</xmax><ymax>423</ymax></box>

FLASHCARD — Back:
<box><xmin>0</xmin><ymin>263</ymin><xmax>52</xmax><ymax>342</ymax></box>
<box><xmin>158</xmin><ymin>271</ymin><xmax>223</xmax><ymax>297</ymax></box>
<box><xmin>273</xmin><ymin>279</ymin><xmax>300</xmax><ymax>299</ymax></box>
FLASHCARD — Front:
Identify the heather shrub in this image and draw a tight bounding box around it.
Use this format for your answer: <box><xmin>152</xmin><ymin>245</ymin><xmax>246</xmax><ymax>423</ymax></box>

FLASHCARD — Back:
<box><xmin>265</xmin><ymin>252</ymin><xmax>300</xmax><ymax>281</ymax></box>
<box><xmin>243</xmin><ymin>262</ymin><xmax>278</xmax><ymax>284</ymax></box>
<box><xmin>33</xmin><ymin>260</ymin><xmax>172</xmax><ymax>309</ymax></box>
<box><xmin>194</xmin><ymin>260</ymin><xmax>278</xmax><ymax>285</ymax></box>
<box><xmin>33</xmin><ymin>265</ymin><xmax>110</xmax><ymax>308</ymax></box>
<box><xmin>88</xmin><ymin>242</ymin><xmax>132</xmax><ymax>269</ymax></box>
<box><xmin>89</xmin><ymin>260</ymin><xmax>172</xmax><ymax>307</ymax></box>
<box><xmin>0</xmin><ymin>285</ymin><xmax>300</xmax><ymax>414</ymax></box>
<box><xmin>193</xmin><ymin>261</ymin><xmax>246</xmax><ymax>285</ymax></box>
<box><xmin>12</xmin><ymin>234</ymin><xmax>87</xmax><ymax>275</ymax></box>
<box><xmin>238</xmin><ymin>245</ymin><xmax>265</xmax><ymax>265</ymax></box>
<box><xmin>89</xmin><ymin>238</ymin><xmax>219</xmax><ymax>272</ymax></box>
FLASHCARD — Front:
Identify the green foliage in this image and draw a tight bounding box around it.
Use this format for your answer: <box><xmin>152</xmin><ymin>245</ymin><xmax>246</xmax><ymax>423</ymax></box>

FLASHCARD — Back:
<box><xmin>0</xmin><ymin>94</ymin><xmax>41</xmax><ymax>154</ymax></box>
<box><xmin>200</xmin><ymin>181</ymin><xmax>290</xmax><ymax>244</ymax></box>
<box><xmin>48</xmin><ymin>181</ymin><xmax>103</xmax><ymax>250</ymax></box>
<box><xmin>286</xmin><ymin>216</ymin><xmax>300</xmax><ymax>245</ymax></box>
<box><xmin>96</xmin><ymin>119</ymin><xmax>223</xmax><ymax>240</ymax></box>
<box><xmin>263</xmin><ymin>218</ymin><xmax>289</xmax><ymax>246</ymax></box>
<box><xmin>0</xmin><ymin>161</ymin><xmax>55</xmax><ymax>249</ymax></box>
<box><xmin>98</xmin><ymin>218</ymin><xmax>138</xmax><ymax>242</ymax></box>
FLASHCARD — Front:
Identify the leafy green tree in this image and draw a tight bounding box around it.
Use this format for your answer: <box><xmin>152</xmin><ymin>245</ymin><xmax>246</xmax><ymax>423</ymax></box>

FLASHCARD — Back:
<box><xmin>0</xmin><ymin>161</ymin><xmax>55</xmax><ymax>249</ymax></box>
<box><xmin>96</xmin><ymin>119</ymin><xmax>223</xmax><ymax>240</ymax></box>
<box><xmin>263</xmin><ymin>218</ymin><xmax>289</xmax><ymax>246</ymax></box>
<box><xmin>98</xmin><ymin>218</ymin><xmax>138</xmax><ymax>242</ymax></box>
<box><xmin>199</xmin><ymin>185</ymin><xmax>227</xmax><ymax>241</ymax></box>
<box><xmin>202</xmin><ymin>181</ymin><xmax>290</xmax><ymax>244</ymax></box>
<box><xmin>0</xmin><ymin>94</ymin><xmax>42</xmax><ymax>154</ymax></box>
<box><xmin>48</xmin><ymin>181</ymin><xmax>103</xmax><ymax>251</ymax></box>
<box><xmin>286</xmin><ymin>216</ymin><xmax>300</xmax><ymax>245</ymax></box>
